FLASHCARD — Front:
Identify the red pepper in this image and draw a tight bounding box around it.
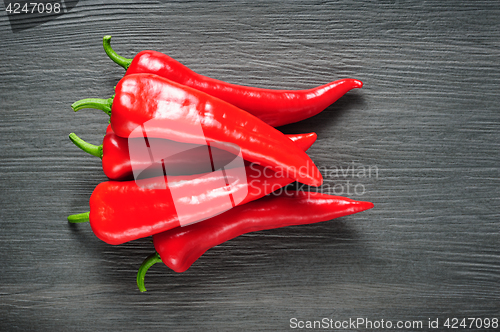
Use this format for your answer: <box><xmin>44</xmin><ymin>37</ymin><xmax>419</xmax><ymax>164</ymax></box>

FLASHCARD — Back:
<box><xmin>103</xmin><ymin>36</ymin><xmax>362</xmax><ymax>127</ymax></box>
<box><xmin>67</xmin><ymin>161</ymin><xmax>310</xmax><ymax>245</ymax></box>
<box><xmin>136</xmin><ymin>191</ymin><xmax>374</xmax><ymax>291</ymax></box>
<box><xmin>67</xmin><ymin>127</ymin><xmax>316</xmax><ymax>244</ymax></box>
<box><xmin>69</xmin><ymin>125</ymin><xmax>318</xmax><ymax>181</ymax></box>
<box><xmin>72</xmin><ymin>73</ymin><xmax>323</xmax><ymax>186</ymax></box>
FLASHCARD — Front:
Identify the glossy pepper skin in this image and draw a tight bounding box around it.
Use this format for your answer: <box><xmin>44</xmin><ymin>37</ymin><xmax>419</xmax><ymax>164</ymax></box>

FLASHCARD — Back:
<box><xmin>103</xmin><ymin>36</ymin><xmax>363</xmax><ymax>127</ymax></box>
<box><xmin>136</xmin><ymin>191</ymin><xmax>374</xmax><ymax>290</ymax></box>
<box><xmin>68</xmin><ymin>162</ymin><xmax>301</xmax><ymax>245</ymax></box>
<box><xmin>72</xmin><ymin>73</ymin><xmax>323</xmax><ymax>186</ymax></box>
<box><xmin>69</xmin><ymin>125</ymin><xmax>318</xmax><ymax>181</ymax></box>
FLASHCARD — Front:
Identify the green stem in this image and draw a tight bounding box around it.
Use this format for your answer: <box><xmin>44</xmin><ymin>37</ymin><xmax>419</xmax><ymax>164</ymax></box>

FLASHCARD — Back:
<box><xmin>103</xmin><ymin>35</ymin><xmax>133</xmax><ymax>70</ymax></box>
<box><xmin>67</xmin><ymin>212</ymin><xmax>90</xmax><ymax>223</ymax></box>
<box><xmin>69</xmin><ymin>133</ymin><xmax>103</xmax><ymax>158</ymax></box>
<box><xmin>137</xmin><ymin>252</ymin><xmax>163</xmax><ymax>292</ymax></box>
<box><xmin>71</xmin><ymin>97</ymin><xmax>113</xmax><ymax>116</ymax></box>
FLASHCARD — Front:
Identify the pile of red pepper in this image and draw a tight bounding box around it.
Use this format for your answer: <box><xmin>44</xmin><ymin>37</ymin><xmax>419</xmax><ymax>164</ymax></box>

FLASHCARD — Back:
<box><xmin>68</xmin><ymin>36</ymin><xmax>373</xmax><ymax>292</ymax></box>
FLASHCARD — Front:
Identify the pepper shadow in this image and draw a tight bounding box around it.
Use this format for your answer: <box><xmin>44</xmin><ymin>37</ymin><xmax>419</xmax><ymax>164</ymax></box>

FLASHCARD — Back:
<box><xmin>277</xmin><ymin>92</ymin><xmax>366</xmax><ymax>135</ymax></box>
<box><xmin>67</xmin><ymin>220</ymin><xmax>156</xmax><ymax>285</ymax></box>
<box><xmin>132</xmin><ymin>216</ymin><xmax>366</xmax><ymax>294</ymax></box>
<box><xmin>68</xmin><ymin>169</ymin><xmax>107</xmax><ymax>212</ymax></box>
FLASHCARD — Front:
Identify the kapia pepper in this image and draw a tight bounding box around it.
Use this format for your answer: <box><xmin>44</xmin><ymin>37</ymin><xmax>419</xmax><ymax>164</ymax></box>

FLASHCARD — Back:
<box><xmin>72</xmin><ymin>73</ymin><xmax>323</xmax><ymax>186</ymax></box>
<box><xmin>69</xmin><ymin>125</ymin><xmax>318</xmax><ymax>180</ymax></box>
<box><xmin>103</xmin><ymin>35</ymin><xmax>363</xmax><ymax>127</ymax></box>
<box><xmin>67</xmin><ymin>128</ymin><xmax>318</xmax><ymax>244</ymax></box>
<box><xmin>136</xmin><ymin>191</ymin><xmax>374</xmax><ymax>291</ymax></box>
<box><xmin>67</xmin><ymin>163</ymin><xmax>300</xmax><ymax>245</ymax></box>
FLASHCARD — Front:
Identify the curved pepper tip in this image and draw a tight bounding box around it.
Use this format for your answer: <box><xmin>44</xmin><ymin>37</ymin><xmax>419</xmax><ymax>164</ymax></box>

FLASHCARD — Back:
<box><xmin>353</xmin><ymin>79</ymin><xmax>363</xmax><ymax>89</ymax></box>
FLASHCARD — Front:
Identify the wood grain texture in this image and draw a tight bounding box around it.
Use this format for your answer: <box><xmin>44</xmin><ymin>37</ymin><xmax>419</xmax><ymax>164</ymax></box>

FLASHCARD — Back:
<box><xmin>0</xmin><ymin>0</ymin><xmax>498</xmax><ymax>331</ymax></box>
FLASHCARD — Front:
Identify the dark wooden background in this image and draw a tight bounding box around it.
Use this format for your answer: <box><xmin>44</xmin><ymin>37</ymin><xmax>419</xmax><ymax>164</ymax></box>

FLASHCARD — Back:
<box><xmin>1</xmin><ymin>1</ymin><xmax>498</xmax><ymax>331</ymax></box>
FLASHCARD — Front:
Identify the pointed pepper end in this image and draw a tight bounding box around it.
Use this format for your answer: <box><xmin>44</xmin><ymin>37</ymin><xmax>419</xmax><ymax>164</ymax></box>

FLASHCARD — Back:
<box><xmin>302</xmin><ymin>132</ymin><xmax>318</xmax><ymax>151</ymax></box>
<box><xmin>353</xmin><ymin>200</ymin><xmax>374</xmax><ymax>213</ymax></box>
<box><xmin>309</xmin><ymin>175</ymin><xmax>324</xmax><ymax>187</ymax></box>
<box><xmin>353</xmin><ymin>79</ymin><xmax>363</xmax><ymax>89</ymax></box>
<box><xmin>306</xmin><ymin>132</ymin><xmax>318</xmax><ymax>142</ymax></box>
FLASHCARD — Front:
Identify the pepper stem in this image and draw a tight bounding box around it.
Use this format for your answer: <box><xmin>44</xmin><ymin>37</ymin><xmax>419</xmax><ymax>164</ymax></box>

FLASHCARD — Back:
<box><xmin>137</xmin><ymin>252</ymin><xmax>163</xmax><ymax>292</ymax></box>
<box><xmin>71</xmin><ymin>97</ymin><xmax>113</xmax><ymax>116</ymax></box>
<box><xmin>103</xmin><ymin>35</ymin><xmax>133</xmax><ymax>70</ymax></box>
<box><xmin>69</xmin><ymin>133</ymin><xmax>103</xmax><ymax>158</ymax></box>
<box><xmin>67</xmin><ymin>212</ymin><xmax>90</xmax><ymax>223</ymax></box>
